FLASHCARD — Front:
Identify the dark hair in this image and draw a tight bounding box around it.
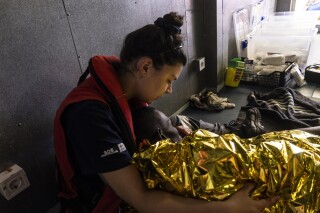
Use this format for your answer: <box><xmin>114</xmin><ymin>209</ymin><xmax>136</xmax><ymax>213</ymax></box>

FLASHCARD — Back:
<box><xmin>115</xmin><ymin>12</ymin><xmax>187</xmax><ymax>71</ymax></box>
<box><xmin>132</xmin><ymin>106</ymin><xmax>182</xmax><ymax>145</ymax></box>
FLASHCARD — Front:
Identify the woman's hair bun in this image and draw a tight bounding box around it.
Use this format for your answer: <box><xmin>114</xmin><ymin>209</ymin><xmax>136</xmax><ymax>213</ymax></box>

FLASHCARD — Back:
<box><xmin>118</xmin><ymin>11</ymin><xmax>186</xmax><ymax>71</ymax></box>
<box><xmin>163</xmin><ymin>12</ymin><xmax>184</xmax><ymax>27</ymax></box>
<box><xmin>154</xmin><ymin>12</ymin><xmax>184</xmax><ymax>35</ymax></box>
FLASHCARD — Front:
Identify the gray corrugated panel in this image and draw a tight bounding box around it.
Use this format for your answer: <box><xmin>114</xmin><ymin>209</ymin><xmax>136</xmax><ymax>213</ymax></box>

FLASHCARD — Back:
<box><xmin>64</xmin><ymin>0</ymin><xmax>185</xmax><ymax>70</ymax></box>
<box><xmin>0</xmin><ymin>0</ymin><xmax>80</xmax><ymax>212</ymax></box>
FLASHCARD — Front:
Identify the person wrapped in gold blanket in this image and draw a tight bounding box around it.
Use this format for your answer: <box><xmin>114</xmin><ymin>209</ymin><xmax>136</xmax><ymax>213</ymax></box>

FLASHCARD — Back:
<box><xmin>132</xmin><ymin>107</ymin><xmax>320</xmax><ymax>213</ymax></box>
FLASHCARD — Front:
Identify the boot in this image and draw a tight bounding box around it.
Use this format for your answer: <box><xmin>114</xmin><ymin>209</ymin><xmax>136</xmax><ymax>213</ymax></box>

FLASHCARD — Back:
<box><xmin>224</xmin><ymin>120</ymin><xmax>246</xmax><ymax>137</ymax></box>
<box><xmin>205</xmin><ymin>91</ymin><xmax>236</xmax><ymax>110</ymax></box>
<box><xmin>189</xmin><ymin>92</ymin><xmax>225</xmax><ymax>111</ymax></box>
<box><xmin>242</xmin><ymin>108</ymin><xmax>265</xmax><ymax>138</ymax></box>
<box><xmin>189</xmin><ymin>91</ymin><xmax>236</xmax><ymax>111</ymax></box>
<box><xmin>225</xmin><ymin>108</ymin><xmax>265</xmax><ymax>138</ymax></box>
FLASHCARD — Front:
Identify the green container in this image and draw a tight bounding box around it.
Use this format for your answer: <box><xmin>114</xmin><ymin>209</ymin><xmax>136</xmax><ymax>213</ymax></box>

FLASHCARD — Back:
<box><xmin>230</xmin><ymin>58</ymin><xmax>245</xmax><ymax>69</ymax></box>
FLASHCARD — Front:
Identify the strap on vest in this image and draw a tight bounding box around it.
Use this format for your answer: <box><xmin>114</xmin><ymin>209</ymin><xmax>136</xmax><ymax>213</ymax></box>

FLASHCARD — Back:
<box><xmin>85</xmin><ymin>58</ymin><xmax>137</xmax><ymax>155</ymax></box>
<box><xmin>78</xmin><ymin>68</ymin><xmax>90</xmax><ymax>86</ymax></box>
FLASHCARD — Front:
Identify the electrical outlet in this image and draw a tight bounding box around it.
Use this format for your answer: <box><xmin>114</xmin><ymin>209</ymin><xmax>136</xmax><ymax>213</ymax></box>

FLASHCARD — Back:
<box><xmin>0</xmin><ymin>164</ymin><xmax>30</xmax><ymax>200</ymax></box>
<box><xmin>195</xmin><ymin>57</ymin><xmax>205</xmax><ymax>71</ymax></box>
<box><xmin>199</xmin><ymin>57</ymin><xmax>205</xmax><ymax>71</ymax></box>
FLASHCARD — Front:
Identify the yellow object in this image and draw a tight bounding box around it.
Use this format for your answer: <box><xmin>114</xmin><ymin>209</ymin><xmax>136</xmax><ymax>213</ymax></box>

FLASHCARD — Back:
<box><xmin>132</xmin><ymin>129</ymin><xmax>320</xmax><ymax>213</ymax></box>
<box><xmin>225</xmin><ymin>66</ymin><xmax>244</xmax><ymax>87</ymax></box>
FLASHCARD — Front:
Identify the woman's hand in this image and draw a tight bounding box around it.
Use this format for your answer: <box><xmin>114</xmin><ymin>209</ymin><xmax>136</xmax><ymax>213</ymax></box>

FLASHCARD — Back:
<box><xmin>224</xmin><ymin>183</ymin><xmax>280</xmax><ymax>213</ymax></box>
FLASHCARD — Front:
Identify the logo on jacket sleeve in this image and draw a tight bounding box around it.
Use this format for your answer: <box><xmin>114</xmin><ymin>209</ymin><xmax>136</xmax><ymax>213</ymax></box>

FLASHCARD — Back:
<box><xmin>100</xmin><ymin>143</ymin><xmax>127</xmax><ymax>158</ymax></box>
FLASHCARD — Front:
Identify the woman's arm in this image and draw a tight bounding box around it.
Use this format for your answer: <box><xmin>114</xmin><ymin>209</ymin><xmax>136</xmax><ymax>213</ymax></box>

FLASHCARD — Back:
<box><xmin>100</xmin><ymin>165</ymin><xmax>278</xmax><ymax>213</ymax></box>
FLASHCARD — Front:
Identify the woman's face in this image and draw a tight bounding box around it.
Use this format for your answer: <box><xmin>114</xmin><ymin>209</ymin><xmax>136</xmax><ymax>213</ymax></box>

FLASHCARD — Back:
<box><xmin>136</xmin><ymin>62</ymin><xmax>183</xmax><ymax>103</ymax></box>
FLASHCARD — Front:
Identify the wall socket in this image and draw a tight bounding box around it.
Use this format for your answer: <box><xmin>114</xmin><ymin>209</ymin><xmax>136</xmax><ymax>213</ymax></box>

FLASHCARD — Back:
<box><xmin>195</xmin><ymin>57</ymin><xmax>205</xmax><ymax>71</ymax></box>
<box><xmin>0</xmin><ymin>164</ymin><xmax>30</xmax><ymax>200</ymax></box>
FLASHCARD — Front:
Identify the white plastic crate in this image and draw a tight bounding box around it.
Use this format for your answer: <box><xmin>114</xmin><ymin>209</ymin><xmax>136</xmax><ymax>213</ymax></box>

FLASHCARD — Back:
<box><xmin>247</xmin><ymin>34</ymin><xmax>315</xmax><ymax>69</ymax></box>
<box><xmin>267</xmin><ymin>11</ymin><xmax>320</xmax><ymax>25</ymax></box>
<box><xmin>246</xmin><ymin>10</ymin><xmax>319</xmax><ymax>69</ymax></box>
<box><xmin>260</xmin><ymin>19</ymin><xmax>317</xmax><ymax>29</ymax></box>
<box><xmin>272</xmin><ymin>11</ymin><xmax>320</xmax><ymax>20</ymax></box>
<box><xmin>251</xmin><ymin>27</ymin><xmax>318</xmax><ymax>37</ymax></box>
<box><xmin>260</xmin><ymin>11</ymin><xmax>320</xmax><ymax>30</ymax></box>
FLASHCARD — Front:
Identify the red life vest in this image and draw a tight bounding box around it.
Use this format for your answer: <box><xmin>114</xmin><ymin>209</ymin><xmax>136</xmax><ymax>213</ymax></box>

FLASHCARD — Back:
<box><xmin>54</xmin><ymin>55</ymin><xmax>145</xmax><ymax>213</ymax></box>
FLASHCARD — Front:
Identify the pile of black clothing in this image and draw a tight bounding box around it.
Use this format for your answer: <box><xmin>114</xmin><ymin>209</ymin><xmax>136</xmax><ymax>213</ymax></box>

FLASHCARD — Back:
<box><xmin>238</xmin><ymin>87</ymin><xmax>320</xmax><ymax>133</ymax></box>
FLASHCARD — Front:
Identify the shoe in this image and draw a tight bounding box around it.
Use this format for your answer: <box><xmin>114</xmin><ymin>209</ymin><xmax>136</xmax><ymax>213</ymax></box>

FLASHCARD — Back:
<box><xmin>189</xmin><ymin>94</ymin><xmax>210</xmax><ymax>109</ymax></box>
<box><xmin>204</xmin><ymin>92</ymin><xmax>225</xmax><ymax>111</ymax></box>
<box><xmin>205</xmin><ymin>91</ymin><xmax>235</xmax><ymax>110</ymax></box>
<box><xmin>190</xmin><ymin>91</ymin><xmax>236</xmax><ymax>111</ymax></box>
<box><xmin>225</xmin><ymin>108</ymin><xmax>265</xmax><ymax>138</ymax></box>
<box><xmin>221</xmin><ymin>101</ymin><xmax>236</xmax><ymax>109</ymax></box>
<box><xmin>242</xmin><ymin>108</ymin><xmax>265</xmax><ymax>138</ymax></box>
<box><xmin>225</xmin><ymin>120</ymin><xmax>245</xmax><ymax>137</ymax></box>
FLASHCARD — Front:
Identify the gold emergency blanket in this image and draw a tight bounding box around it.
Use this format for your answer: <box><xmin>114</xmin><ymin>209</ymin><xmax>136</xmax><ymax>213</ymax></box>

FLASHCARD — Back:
<box><xmin>132</xmin><ymin>129</ymin><xmax>320</xmax><ymax>213</ymax></box>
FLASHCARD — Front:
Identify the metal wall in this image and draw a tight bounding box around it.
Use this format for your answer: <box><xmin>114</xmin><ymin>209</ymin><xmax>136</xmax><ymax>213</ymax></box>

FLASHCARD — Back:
<box><xmin>0</xmin><ymin>0</ymin><xmax>208</xmax><ymax>212</ymax></box>
<box><xmin>0</xmin><ymin>0</ymin><xmax>79</xmax><ymax>212</ymax></box>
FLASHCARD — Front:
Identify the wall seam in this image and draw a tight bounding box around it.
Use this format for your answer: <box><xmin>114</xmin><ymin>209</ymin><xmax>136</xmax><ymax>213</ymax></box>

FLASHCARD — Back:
<box><xmin>183</xmin><ymin>0</ymin><xmax>190</xmax><ymax>62</ymax></box>
<box><xmin>61</xmin><ymin>0</ymin><xmax>83</xmax><ymax>73</ymax></box>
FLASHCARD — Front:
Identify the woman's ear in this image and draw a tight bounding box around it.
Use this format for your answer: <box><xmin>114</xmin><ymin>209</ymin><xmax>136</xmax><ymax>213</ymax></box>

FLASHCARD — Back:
<box><xmin>136</xmin><ymin>57</ymin><xmax>153</xmax><ymax>76</ymax></box>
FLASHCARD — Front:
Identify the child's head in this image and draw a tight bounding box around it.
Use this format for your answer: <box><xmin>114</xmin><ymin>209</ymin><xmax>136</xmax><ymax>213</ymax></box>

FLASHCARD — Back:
<box><xmin>132</xmin><ymin>106</ymin><xmax>182</xmax><ymax>144</ymax></box>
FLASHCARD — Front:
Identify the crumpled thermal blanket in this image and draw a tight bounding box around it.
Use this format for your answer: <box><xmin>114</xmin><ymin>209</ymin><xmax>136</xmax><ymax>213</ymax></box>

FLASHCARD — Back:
<box><xmin>132</xmin><ymin>129</ymin><xmax>320</xmax><ymax>213</ymax></box>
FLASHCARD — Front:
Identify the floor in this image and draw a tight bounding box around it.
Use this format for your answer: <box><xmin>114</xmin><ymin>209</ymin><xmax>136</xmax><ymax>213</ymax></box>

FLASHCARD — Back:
<box><xmin>180</xmin><ymin>81</ymin><xmax>320</xmax><ymax>126</ymax></box>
